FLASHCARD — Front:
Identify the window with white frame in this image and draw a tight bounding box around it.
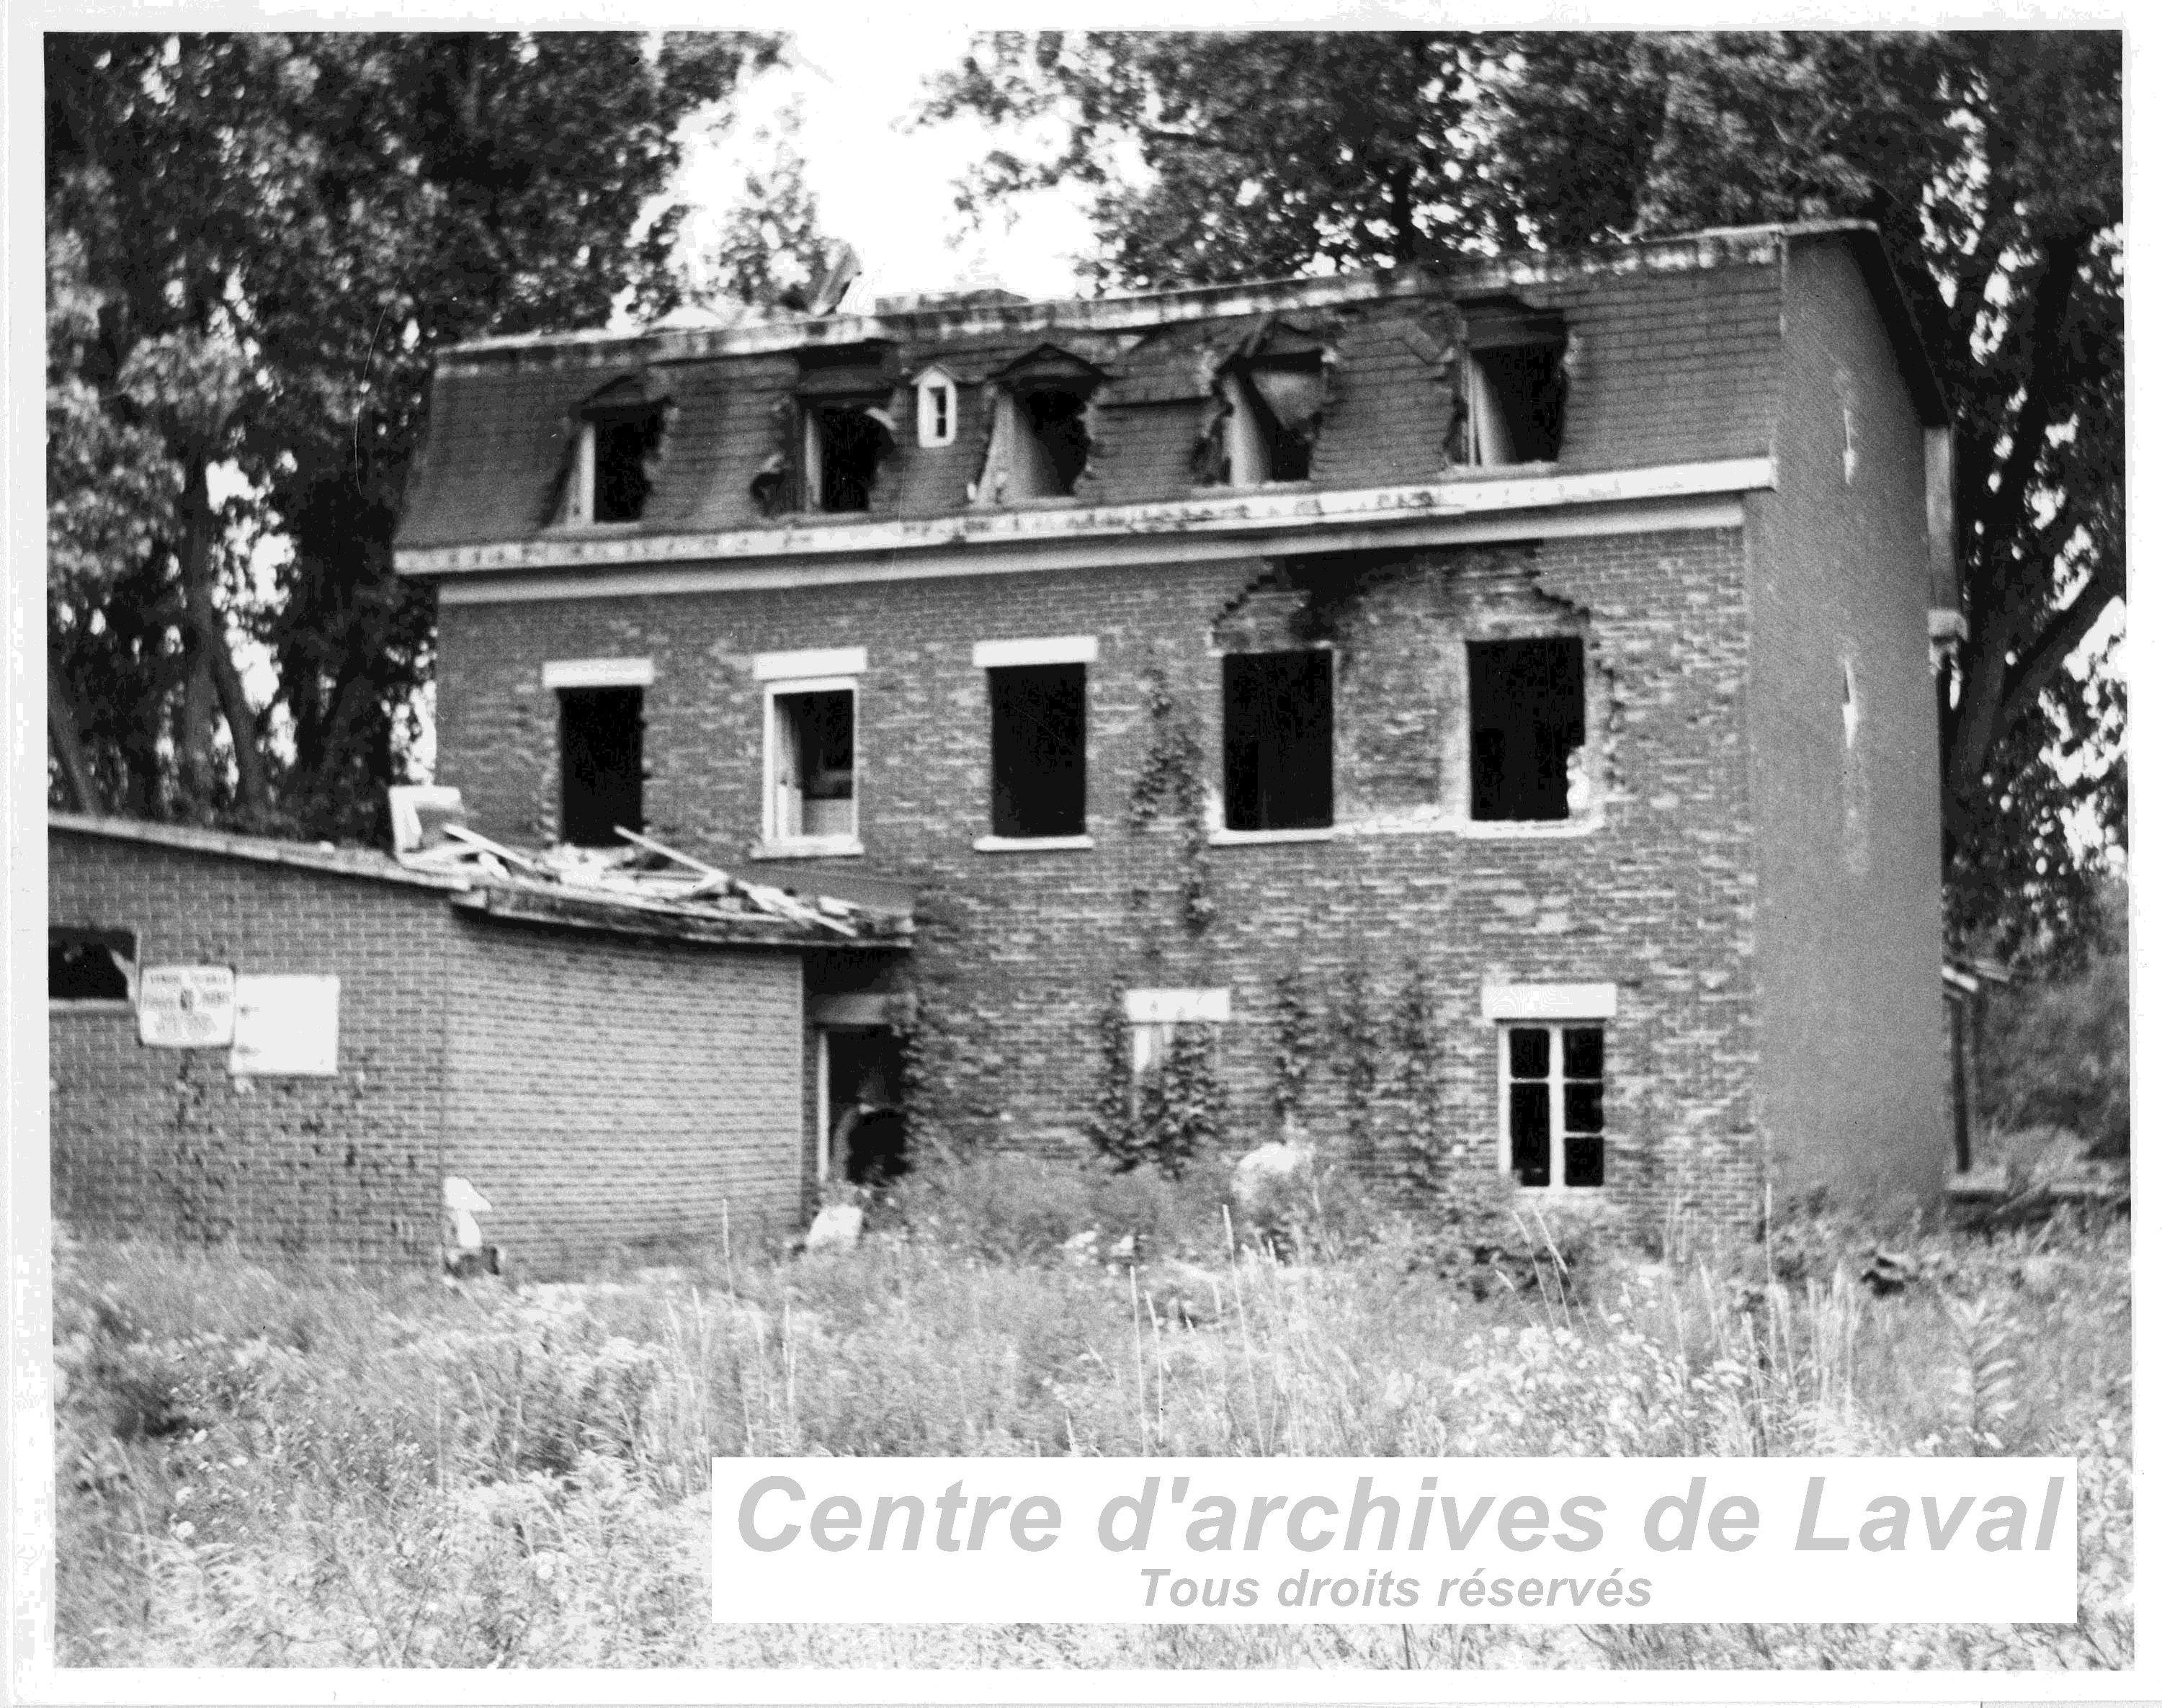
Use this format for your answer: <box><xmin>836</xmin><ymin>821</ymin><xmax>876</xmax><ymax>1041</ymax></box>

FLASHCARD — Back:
<box><xmin>916</xmin><ymin>366</ymin><xmax>958</xmax><ymax>448</ymax></box>
<box><xmin>975</xmin><ymin>636</ymin><xmax>1095</xmax><ymax>845</ymax></box>
<box><xmin>1484</xmin><ymin>983</ymin><xmax>1613</xmax><ymax>1189</ymax></box>
<box><xmin>756</xmin><ymin>648</ymin><xmax>867</xmax><ymax>851</ymax></box>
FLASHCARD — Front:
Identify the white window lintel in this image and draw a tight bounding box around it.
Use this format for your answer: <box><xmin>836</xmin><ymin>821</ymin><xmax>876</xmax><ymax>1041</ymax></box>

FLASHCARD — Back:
<box><xmin>542</xmin><ymin>656</ymin><xmax>654</xmax><ymax>690</ymax></box>
<box><xmin>1481</xmin><ymin>981</ymin><xmax>1617</xmax><ymax>1021</ymax></box>
<box><xmin>1125</xmin><ymin>988</ymin><xmax>1232</xmax><ymax>1025</ymax></box>
<box><xmin>973</xmin><ymin>635</ymin><xmax>1099</xmax><ymax>670</ymax></box>
<box><xmin>754</xmin><ymin>646</ymin><xmax>867</xmax><ymax>683</ymax></box>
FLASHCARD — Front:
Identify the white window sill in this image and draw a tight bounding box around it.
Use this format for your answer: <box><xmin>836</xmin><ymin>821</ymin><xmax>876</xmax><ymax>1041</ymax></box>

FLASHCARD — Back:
<box><xmin>750</xmin><ymin>837</ymin><xmax>863</xmax><ymax>861</ymax></box>
<box><xmin>973</xmin><ymin>834</ymin><xmax>1096</xmax><ymax>853</ymax></box>
<box><xmin>49</xmin><ymin>1000</ymin><xmax>134</xmax><ymax>1015</ymax></box>
<box><xmin>1455</xmin><ymin>814</ymin><xmax>1602</xmax><ymax>840</ymax></box>
<box><xmin>1207</xmin><ymin>826</ymin><xmax>1336</xmax><ymax>846</ymax></box>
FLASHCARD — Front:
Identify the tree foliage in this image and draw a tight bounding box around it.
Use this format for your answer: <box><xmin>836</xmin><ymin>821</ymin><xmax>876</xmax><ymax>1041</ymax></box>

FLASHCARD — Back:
<box><xmin>925</xmin><ymin>31</ymin><xmax>2124</xmax><ymax>967</ymax></box>
<box><xmin>46</xmin><ymin>32</ymin><xmax>780</xmax><ymax>839</ymax></box>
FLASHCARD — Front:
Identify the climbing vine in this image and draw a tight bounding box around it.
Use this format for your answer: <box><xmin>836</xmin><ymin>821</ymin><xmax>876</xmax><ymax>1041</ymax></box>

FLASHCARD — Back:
<box><xmin>1086</xmin><ymin>993</ymin><xmax>1228</xmax><ymax>1178</ymax></box>
<box><xmin>1127</xmin><ymin>668</ymin><xmax>1215</xmax><ymax>934</ymax></box>
<box><xmin>1268</xmin><ymin>964</ymin><xmax>1321</xmax><ymax>1130</ymax></box>
<box><xmin>1392</xmin><ymin>960</ymin><xmax>1447</xmax><ymax>1193</ymax></box>
<box><xmin>1331</xmin><ymin>962</ymin><xmax>1383</xmax><ymax>1161</ymax></box>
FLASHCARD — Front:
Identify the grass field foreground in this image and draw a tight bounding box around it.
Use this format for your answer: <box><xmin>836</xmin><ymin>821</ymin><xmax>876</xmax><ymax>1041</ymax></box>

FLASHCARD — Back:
<box><xmin>50</xmin><ymin>1156</ymin><xmax>2130</xmax><ymax>1670</ymax></box>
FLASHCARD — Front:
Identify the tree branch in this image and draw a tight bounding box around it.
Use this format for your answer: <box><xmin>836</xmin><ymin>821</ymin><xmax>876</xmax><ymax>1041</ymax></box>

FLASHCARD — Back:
<box><xmin>1994</xmin><ymin>556</ymin><xmax>2124</xmax><ymax>744</ymax></box>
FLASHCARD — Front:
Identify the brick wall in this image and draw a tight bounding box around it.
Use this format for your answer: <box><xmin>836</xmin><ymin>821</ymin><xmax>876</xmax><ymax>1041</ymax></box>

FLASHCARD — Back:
<box><xmin>442</xmin><ymin>917</ymin><xmax>804</xmax><ymax>1274</ymax></box>
<box><xmin>48</xmin><ymin>833</ymin><xmax>448</xmax><ymax>1266</ymax></box>
<box><xmin>50</xmin><ymin>830</ymin><xmax>818</xmax><ymax>1272</ymax></box>
<box><xmin>439</xmin><ymin>521</ymin><xmax>1767</xmax><ymax>1235</ymax></box>
<box><xmin>1744</xmin><ymin>241</ymin><xmax>1949</xmax><ymax>1209</ymax></box>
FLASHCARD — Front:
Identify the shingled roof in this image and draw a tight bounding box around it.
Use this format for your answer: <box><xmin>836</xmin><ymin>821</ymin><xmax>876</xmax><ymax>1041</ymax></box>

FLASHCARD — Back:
<box><xmin>394</xmin><ymin>222</ymin><xmax>1947</xmax><ymax>563</ymax></box>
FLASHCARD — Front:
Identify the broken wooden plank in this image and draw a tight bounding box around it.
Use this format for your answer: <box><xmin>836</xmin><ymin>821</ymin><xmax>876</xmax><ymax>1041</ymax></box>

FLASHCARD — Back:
<box><xmin>442</xmin><ymin>823</ymin><xmax>550</xmax><ymax>875</ymax></box>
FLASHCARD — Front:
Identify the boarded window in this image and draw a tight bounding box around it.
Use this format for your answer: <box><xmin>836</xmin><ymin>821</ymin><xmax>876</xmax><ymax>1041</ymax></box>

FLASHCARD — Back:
<box><xmin>989</xmin><ymin>663</ymin><xmax>1086</xmax><ymax>838</ymax></box>
<box><xmin>1505</xmin><ymin>1023</ymin><xmax>1605</xmax><ymax>1188</ymax></box>
<box><xmin>772</xmin><ymin>687</ymin><xmax>857</xmax><ymax>841</ymax></box>
<box><xmin>1469</xmin><ymin>637</ymin><xmax>1584</xmax><ymax>822</ymax></box>
<box><xmin>559</xmin><ymin>687</ymin><xmax>643</xmax><ymax>846</ymax></box>
<box><xmin>50</xmin><ymin>927</ymin><xmax>136</xmax><ymax>1003</ymax></box>
<box><xmin>1223</xmin><ymin>650</ymin><xmax>1334</xmax><ymax>832</ymax></box>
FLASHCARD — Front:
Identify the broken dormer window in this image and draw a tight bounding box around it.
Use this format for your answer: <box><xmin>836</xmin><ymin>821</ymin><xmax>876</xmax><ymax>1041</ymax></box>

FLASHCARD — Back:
<box><xmin>805</xmin><ymin>403</ymin><xmax>895</xmax><ymax>513</ymax></box>
<box><xmin>1462</xmin><ymin>303</ymin><xmax>1568</xmax><ymax>466</ymax></box>
<box><xmin>976</xmin><ymin>349</ymin><xmax>1100</xmax><ymax>504</ymax></box>
<box><xmin>794</xmin><ymin>344</ymin><xmax>900</xmax><ymax>514</ymax></box>
<box><xmin>560</xmin><ymin>374</ymin><xmax>670</xmax><ymax>525</ymax></box>
<box><xmin>1208</xmin><ymin>323</ymin><xmax>1333</xmax><ymax>487</ymax></box>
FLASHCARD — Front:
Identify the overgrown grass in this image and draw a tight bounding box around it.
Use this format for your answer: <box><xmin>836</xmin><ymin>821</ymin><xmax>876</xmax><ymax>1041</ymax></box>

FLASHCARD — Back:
<box><xmin>50</xmin><ymin>1167</ymin><xmax>2130</xmax><ymax>1669</ymax></box>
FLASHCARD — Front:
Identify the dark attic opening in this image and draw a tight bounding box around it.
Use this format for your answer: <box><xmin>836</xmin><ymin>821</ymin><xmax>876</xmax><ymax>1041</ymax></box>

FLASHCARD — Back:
<box><xmin>988</xmin><ymin>663</ymin><xmax>1087</xmax><ymax>839</ymax></box>
<box><xmin>1223</xmin><ymin>650</ymin><xmax>1334</xmax><ymax>832</ymax></box>
<box><xmin>1017</xmin><ymin>385</ymin><xmax>1092</xmax><ymax>495</ymax></box>
<box><xmin>559</xmin><ymin>687</ymin><xmax>644</xmax><ymax>846</ymax></box>
<box><xmin>1215</xmin><ymin>324</ymin><xmax>1332</xmax><ymax>486</ymax></box>
<box><xmin>811</xmin><ymin>403</ymin><xmax>894</xmax><ymax>513</ymax></box>
<box><xmin>1462</xmin><ymin>302</ymin><xmax>1568</xmax><ymax>466</ymax></box>
<box><xmin>1469</xmin><ymin>636</ymin><xmax>1585</xmax><ymax>821</ymax></box>
<box><xmin>981</xmin><ymin>347</ymin><xmax>1102</xmax><ymax>503</ymax></box>
<box><xmin>50</xmin><ymin>926</ymin><xmax>136</xmax><ymax>1002</ymax></box>
<box><xmin>567</xmin><ymin>372</ymin><xmax>671</xmax><ymax>525</ymax></box>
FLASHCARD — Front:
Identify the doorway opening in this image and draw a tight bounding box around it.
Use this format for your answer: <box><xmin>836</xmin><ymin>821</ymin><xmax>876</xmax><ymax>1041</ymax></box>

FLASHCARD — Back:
<box><xmin>821</xmin><ymin>1027</ymin><xmax>908</xmax><ymax>1186</ymax></box>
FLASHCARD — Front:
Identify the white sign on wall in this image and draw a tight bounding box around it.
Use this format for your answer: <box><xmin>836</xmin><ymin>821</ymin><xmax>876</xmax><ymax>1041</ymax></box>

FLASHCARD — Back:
<box><xmin>136</xmin><ymin>965</ymin><xmax>236</xmax><ymax>1047</ymax></box>
<box><xmin>228</xmin><ymin>975</ymin><xmax>340</xmax><ymax>1077</ymax></box>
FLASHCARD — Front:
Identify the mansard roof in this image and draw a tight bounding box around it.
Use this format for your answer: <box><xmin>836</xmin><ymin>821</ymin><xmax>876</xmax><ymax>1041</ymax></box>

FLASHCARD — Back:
<box><xmin>393</xmin><ymin>222</ymin><xmax>1946</xmax><ymax>568</ymax></box>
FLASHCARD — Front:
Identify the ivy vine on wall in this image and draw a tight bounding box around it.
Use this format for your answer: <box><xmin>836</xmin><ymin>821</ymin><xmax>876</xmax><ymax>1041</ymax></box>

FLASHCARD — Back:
<box><xmin>1127</xmin><ymin>668</ymin><xmax>1215</xmax><ymax>934</ymax></box>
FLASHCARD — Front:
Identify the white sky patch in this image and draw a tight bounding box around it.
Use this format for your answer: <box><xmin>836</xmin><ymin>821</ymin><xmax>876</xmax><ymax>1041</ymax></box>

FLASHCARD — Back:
<box><xmin>673</xmin><ymin>25</ymin><xmax>1099</xmax><ymax>308</ymax></box>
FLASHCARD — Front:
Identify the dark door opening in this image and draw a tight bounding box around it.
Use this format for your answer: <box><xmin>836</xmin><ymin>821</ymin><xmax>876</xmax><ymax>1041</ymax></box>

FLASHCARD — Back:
<box><xmin>560</xmin><ymin>687</ymin><xmax>644</xmax><ymax>846</ymax></box>
<box><xmin>826</xmin><ymin>1027</ymin><xmax>908</xmax><ymax>1184</ymax></box>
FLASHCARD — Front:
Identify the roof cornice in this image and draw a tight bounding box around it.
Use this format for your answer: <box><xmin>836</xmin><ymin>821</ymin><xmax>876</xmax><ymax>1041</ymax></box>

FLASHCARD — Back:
<box><xmin>408</xmin><ymin>460</ymin><xmax>1772</xmax><ymax>604</ymax></box>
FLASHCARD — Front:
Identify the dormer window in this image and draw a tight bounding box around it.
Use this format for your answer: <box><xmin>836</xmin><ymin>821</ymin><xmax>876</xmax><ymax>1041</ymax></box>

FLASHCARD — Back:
<box><xmin>975</xmin><ymin>347</ymin><xmax>1100</xmax><ymax>504</ymax></box>
<box><xmin>804</xmin><ymin>403</ymin><xmax>896</xmax><ymax>513</ymax></box>
<box><xmin>916</xmin><ymin>367</ymin><xmax>958</xmax><ymax>447</ymax></box>
<box><xmin>560</xmin><ymin>373</ymin><xmax>669</xmax><ymax>526</ymax></box>
<box><xmin>1462</xmin><ymin>303</ymin><xmax>1568</xmax><ymax>467</ymax></box>
<box><xmin>795</xmin><ymin>344</ymin><xmax>900</xmax><ymax>515</ymax></box>
<box><xmin>1210</xmin><ymin>326</ymin><xmax>1332</xmax><ymax>488</ymax></box>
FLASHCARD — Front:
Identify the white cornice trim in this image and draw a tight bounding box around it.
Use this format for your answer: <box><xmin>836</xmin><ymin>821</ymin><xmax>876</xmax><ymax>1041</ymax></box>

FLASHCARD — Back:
<box><xmin>410</xmin><ymin>459</ymin><xmax>1771</xmax><ymax>605</ymax></box>
<box><xmin>433</xmin><ymin>488</ymin><xmax>1756</xmax><ymax>607</ymax></box>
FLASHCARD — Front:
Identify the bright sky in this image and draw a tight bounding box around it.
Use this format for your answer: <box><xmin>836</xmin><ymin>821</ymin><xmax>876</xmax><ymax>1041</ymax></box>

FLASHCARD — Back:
<box><xmin>670</xmin><ymin>25</ymin><xmax>1100</xmax><ymax>308</ymax></box>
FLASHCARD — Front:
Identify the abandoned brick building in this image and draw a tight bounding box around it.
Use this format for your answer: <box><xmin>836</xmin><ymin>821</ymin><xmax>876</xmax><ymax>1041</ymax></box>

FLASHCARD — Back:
<box><xmin>393</xmin><ymin>220</ymin><xmax>1960</xmax><ymax>1232</ymax></box>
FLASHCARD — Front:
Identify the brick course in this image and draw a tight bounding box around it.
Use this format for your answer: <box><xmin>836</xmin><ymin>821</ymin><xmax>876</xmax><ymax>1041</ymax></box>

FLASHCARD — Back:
<box><xmin>49</xmin><ymin>828</ymin><xmax>816</xmax><ymax>1273</ymax></box>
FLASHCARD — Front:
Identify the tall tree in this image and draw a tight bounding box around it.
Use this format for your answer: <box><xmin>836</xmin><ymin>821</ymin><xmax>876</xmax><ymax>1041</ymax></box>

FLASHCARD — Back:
<box><xmin>46</xmin><ymin>32</ymin><xmax>782</xmax><ymax>838</ymax></box>
<box><xmin>925</xmin><ymin>31</ymin><xmax>2124</xmax><ymax>967</ymax></box>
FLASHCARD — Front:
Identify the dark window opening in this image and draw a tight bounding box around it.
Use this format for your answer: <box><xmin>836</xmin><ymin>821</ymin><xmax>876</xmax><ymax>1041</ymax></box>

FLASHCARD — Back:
<box><xmin>591</xmin><ymin>409</ymin><xmax>666</xmax><ymax>522</ymax></box>
<box><xmin>1463</xmin><ymin>306</ymin><xmax>1568</xmax><ymax>466</ymax></box>
<box><xmin>773</xmin><ymin>689</ymin><xmax>856</xmax><ymax>840</ymax></box>
<box><xmin>814</xmin><ymin>405</ymin><xmax>890</xmax><ymax>513</ymax></box>
<box><xmin>1223</xmin><ymin>650</ymin><xmax>1334</xmax><ymax>832</ymax></box>
<box><xmin>50</xmin><ymin>927</ymin><xmax>135</xmax><ymax>1003</ymax></box>
<box><xmin>560</xmin><ymin>687</ymin><xmax>644</xmax><ymax>846</ymax></box>
<box><xmin>1469</xmin><ymin>637</ymin><xmax>1585</xmax><ymax>822</ymax></box>
<box><xmin>828</xmin><ymin>1028</ymin><xmax>907</xmax><ymax>1185</ymax></box>
<box><xmin>989</xmin><ymin>663</ymin><xmax>1086</xmax><ymax>838</ymax></box>
<box><xmin>1014</xmin><ymin>385</ymin><xmax>1093</xmax><ymax>496</ymax></box>
<box><xmin>1506</xmin><ymin>1023</ymin><xmax>1604</xmax><ymax>1188</ymax></box>
<box><xmin>1228</xmin><ymin>359</ymin><xmax>1327</xmax><ymax>484</ymax></box>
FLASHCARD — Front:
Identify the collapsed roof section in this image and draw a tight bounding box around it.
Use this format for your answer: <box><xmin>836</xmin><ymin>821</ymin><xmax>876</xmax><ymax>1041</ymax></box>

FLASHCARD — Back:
<box><xmin>50</xmin><ymin>811</ymin><xmax>913</xmax><ymax>952</ymax></box>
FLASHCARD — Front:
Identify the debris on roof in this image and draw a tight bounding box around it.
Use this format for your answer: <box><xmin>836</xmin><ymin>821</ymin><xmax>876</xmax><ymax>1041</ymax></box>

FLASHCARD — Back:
<box><xmin>390</xmin><ymin>792</ymin><xmax>894</xmax><ymax>939</ymax></box>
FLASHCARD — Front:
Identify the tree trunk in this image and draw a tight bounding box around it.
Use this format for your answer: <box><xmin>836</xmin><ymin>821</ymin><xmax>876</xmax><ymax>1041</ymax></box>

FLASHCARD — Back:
<box><xmin>46</xmin><ymin>637</ymin><xmax>102</xmax><ymax>815</ymax></box>
<box><xmin>176</xmin><ymin>453</ymin><xmax>273</xmax><ymax>818</ymax></box>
